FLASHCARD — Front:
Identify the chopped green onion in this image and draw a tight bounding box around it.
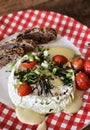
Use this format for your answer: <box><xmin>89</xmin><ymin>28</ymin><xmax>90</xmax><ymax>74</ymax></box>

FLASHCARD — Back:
<box><xmin>41</xmin><ymin>61</ymin><xmax>48</xmax><ymax>68</ymax></box>
<box><xmin>44</xmin><ymin>50</ymin><xmax>48</xmax><ymax>56</ymax></box>
<box><xmin>34</xmin><ymin>68</ymin><xmax>41</xmax><ymax>75</ymax></box>
<box><xmin>28</xmin><ymin>54</ymin><xmax>34</xmax><ymax>61</ymax></box>
<box><xmin>9</xmin><ymin>63</ymin><xmax>15</xmax><ymax>71</ymax></box>
<box><xmin>52</xmin><ymin>68</ymin><xmax>57</xmax><ymax>74</ymax></box>
<box><xmin>38</xmin><ymin>46</ymin><xmax>46</xmax><ymax>52</ymax></box>
<box><xmin>66</xmin><ymin>72</ymin><xmax>73</xmax><ymax>78</ymax></box>
<box><xmin>35</xmin><ymin>55</ymin><xmax>40</xmax><ymax>61</ymax></box>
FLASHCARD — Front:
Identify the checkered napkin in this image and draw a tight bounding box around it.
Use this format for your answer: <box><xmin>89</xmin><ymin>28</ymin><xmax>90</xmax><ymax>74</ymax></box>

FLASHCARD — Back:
<box><xmin>0</xmin><ymin>10</ymin><xmax>90</xmax><ymax>130</ymax></box>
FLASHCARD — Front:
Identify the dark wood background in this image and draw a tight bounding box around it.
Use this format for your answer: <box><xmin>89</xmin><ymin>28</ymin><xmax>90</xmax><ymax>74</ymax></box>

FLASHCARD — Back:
<box><xmin>0</xmin><ymin>0</ymin><xmax>90</xmax><ymax>129</ymax></box>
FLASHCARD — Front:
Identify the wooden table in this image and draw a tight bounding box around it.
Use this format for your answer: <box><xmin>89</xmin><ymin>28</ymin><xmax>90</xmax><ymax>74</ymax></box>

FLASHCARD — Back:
<box><xmin>0</xmin><ymin>0</ymin><xmax>90</xmax><ymax>129</ymax></box>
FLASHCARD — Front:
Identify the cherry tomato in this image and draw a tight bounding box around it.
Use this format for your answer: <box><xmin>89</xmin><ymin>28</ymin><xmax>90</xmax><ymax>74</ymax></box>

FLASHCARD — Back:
<box><xmin>18</xmin><ymin>83</ymin><xmax>32</xmax><ymax>96</ymax></box>
<box><xmin>21</xmin><ymin>61</ymin><xmax>37</xmax><ymax>69</ymax></box>
<box><xmin>75</xmin><ymin>71</ymin><xmax>90</xmax><ymax>90</ymax></box>
<box><xmin>52</xmin><ymin>55</ymin><xmax>68</xmax><ymax>66</ymax></box>
<box><xmin>84</xmin><ymin>60</ymin><xmax>90</xmax><ymax>75</ymax></box>
<box><xmin>71</xmin><ymin>57</ymin><xmax>85</xmax><ymax>70</ymax></box>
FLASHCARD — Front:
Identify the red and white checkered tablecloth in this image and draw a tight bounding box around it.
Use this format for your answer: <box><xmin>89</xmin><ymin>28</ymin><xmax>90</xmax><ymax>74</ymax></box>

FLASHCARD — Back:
<box><xmin>0</xmin><ymin>10</ymin><xmax>90</xmax><ymax>130</ymax></box>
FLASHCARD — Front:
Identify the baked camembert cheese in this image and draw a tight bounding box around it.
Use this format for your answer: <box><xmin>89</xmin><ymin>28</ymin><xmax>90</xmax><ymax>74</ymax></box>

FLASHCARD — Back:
<box><xmin>8</xmin><ymin>46</ymin><xmax>75</xmax><ymax>115</ymax></box>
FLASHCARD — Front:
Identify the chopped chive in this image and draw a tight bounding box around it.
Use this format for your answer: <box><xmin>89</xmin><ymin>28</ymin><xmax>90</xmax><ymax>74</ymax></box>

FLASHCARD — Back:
<box><xmin>40</xmin><ymin>101</ymin><xmax>44</xmax><ymax>105</ymax></box>
<box><xmin>49</xmin><ymin>109</ymin><xmax>53</xmax><ymax>112</ymax></box>
<box><xmin>57</xmin><ymin>96</ymin><xmax>59</xmax><ymax>100</ymax></box>
<box><xmin>46</xmin><ymin>101</ymin><xmax>50</xmax><ymax>105</ymax></box>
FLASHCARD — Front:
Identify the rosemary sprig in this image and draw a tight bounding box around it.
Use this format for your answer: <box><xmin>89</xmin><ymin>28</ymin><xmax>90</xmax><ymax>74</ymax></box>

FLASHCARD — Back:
<box><xmin>38</xmin><ymin>76</ymin><xmax>54</xmax><ymax>96</ymax></box>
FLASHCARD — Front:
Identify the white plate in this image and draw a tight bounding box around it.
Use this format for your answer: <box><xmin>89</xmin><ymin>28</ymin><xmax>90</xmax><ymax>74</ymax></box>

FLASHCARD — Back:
<box><xmin>0</xmin><ymin>34</ymin><xmax>80</xmax><ymax>108</ymax></box>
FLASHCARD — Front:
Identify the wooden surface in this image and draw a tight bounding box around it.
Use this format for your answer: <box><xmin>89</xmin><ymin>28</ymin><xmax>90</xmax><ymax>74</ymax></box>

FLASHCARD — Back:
<box><xmin>0</xmin><ymin>0</ymin><xmax>90</xmax><ymax>129</ymax></box>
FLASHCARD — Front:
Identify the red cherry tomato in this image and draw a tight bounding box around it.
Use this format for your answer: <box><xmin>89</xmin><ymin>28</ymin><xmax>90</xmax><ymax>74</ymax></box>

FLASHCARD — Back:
<box><xmin>84</xmin><ymin>60</ymin><xmax>90</xmax><ymax>75</ymax></box>
<box><xmin>18</xmin><ymin>83</ymin><xmax>32</xmax><ymax>96</ymax></box>
<box><xmin>71</xmin><ymin>57</ymin><xmax>85</xmax><ymax>70</ymax></box>
<box><xmin>75</xmin><ymin>71</ymin><xmax>90</xmax><ymax>90</ymax></box>
<box><xmin>21</xmin><ymin>61</ymin><xmax>37</xmax><ymax>69</ymax></box>
<box><xmin>52</xmin><ymin>55</ymin><xmax>68</xmax><ymax>66</ymax></box>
